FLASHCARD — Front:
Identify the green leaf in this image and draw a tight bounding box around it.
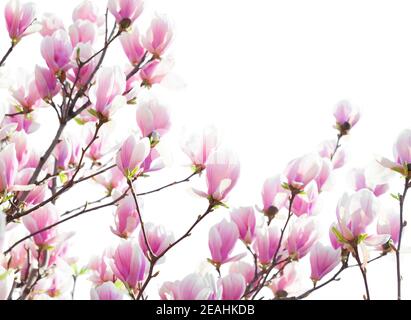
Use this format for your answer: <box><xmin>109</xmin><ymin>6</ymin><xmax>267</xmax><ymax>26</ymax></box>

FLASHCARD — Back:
<box><xmin>391</xmin><ymin>193</ymin><xmax>400</xmax><ymax>201</ymax></box>
<box><xmin>331</xmin><ymin>226</ymin><xmax>347</xmax><ymax>244</ymax></box>
<box><xmin>74</xmin><ymin>117</ymin><xmax>86</xmax><ymax>125</ymax></box>
<box><xmin>59</xmin><ymin>172</ymin><xmax>68</xmax><ymax>184</ymax></box>
<box><xmin>87</xmin><ymin>109</ymin><xmax>99</xmax><ymax>118</ymax></box>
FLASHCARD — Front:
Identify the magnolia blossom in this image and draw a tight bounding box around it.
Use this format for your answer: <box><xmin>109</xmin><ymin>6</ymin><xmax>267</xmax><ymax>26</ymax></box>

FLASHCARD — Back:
<box><xmin>142</xmin><ymin>16</ymin><xmax>173</xmax><ymax>58</ymax></box>
<box><xmin>91</xmin><ymin>282</ymin><xmax>125</xmax><ymax>300</ymax></box>
<box><xmin>89</xmin><ymin>67</ymin><xmax>126</xmax><ymax>120</ymax></box>
<box><xmin>309</xmin><ymin>242</ymin><xmax>341</xmax><ymax>282</ymax></box>
<box><xmin>39</xmin><ymin>13</ymin><xmax>64</xmax><ymax>37</ymax></box>
<box><xmin>229</xmin><ymin>261</ymin><xmax>255</xmax><ymax>285</ymax></box>
<box><xmin>269</xmin><ymin>262</ymin><xmax>299</xmax><ymax>298</ymax></box>
<box><xmin>0</xmin><ymin>143</ymin><xmax>18</xmax><ymax>193</ymax></box>
<box><xmin>314</xmin><ymin>158</ymin><xmax>332</xmax><ymax>192</ymax></box>
<box><xmin>284</xmin><ymin>154</ymin><xmax>321</xmax><ymax>192</ymax></box>
<box><xmin>139</xmin><ymin>59</ymin><xmax>171</xmax><ymax>87</ymax></box>
<box><xmin>108</xmin><ymin>0</ymin><xmax>144</xmax><ymax>28</ymax></box>
<box><xmin>69</xmin><ymin>19</ymin><xmax>97</xmax><ymax>46</ymax></box>
<box><xmin>377</xmin><ymin>209</ymin><xmax>400</xmax><ymax>247</ymax></box>
<box><xmin>110</xmin><ymin>240</ymin><xmax>148</xmax><ymax>290</ymax></box>
<box><xmin>10</xmin><ymin>77</ymin><xmax>40</xmax><ymax>111</ymax></box>
<box><xmin>181</xmin><ymin>126</ymin><xmax>219</xmax><ymax>172</ymax></box>
<box><xmin>291</xmin><ymin>181</ymin><xmax>318</xmax><ymax>217</ymax></box>
<box><xmin>34</xmin><ymin>65</ymin><xmax>59</xmax><ymax>100</ymax></box>
<box><xmin>136</xmin><ymin>100</ymin><xmax>171</xmax><ymax>143</ymax></box>
<box><xmin>333</xmin><ymin>100</ymin><xmax>360</xmax><ymax>135</ymax></box>
<box><xmin>69</xmin><ymin>43</ymin><xmax>97</xmax><ymax>88</ymax></box>
<box><xmin>159</xmin><ymin>273</ymin><xmax>216</xmax><ymax>300</ymax></box>
<box><xmin>4</xmin><ymin>0</ymin><xmax>36</xmax><ymax>42</ymax></box>
<box><xmin>253</xmin><ymin>225</ymin><xmax>281</xmax><ymax>265</ymax></box>
<box><xmin>116</xmin><ymin>135</ymin><xmax>150</xmax><ymax>178</ymax></box>
<box><xmin>318</xmin><ymin>139</ymin><xmax>346</xmax><ymax>169</ymax></box>
<box><xmin>230</xmin><ymin>207</ymin><xmax>256</xmax><ymax>244</ymax></box>
<box><xmin>208</xmin><ymin>219</ymin><xmax>243</xmax><ymax>267</ymax></box>
<box><xmin>72</xmin><ymin>0</ymin><xmax>102</xmax><ymax>25</ymax></box>
<box><xmin>88</xmin><ymin>248</ymin><xmax>116</xmax><ymax>285</ymax></box>
<box><xmin>41</xmin><ymin>30</ymin><xmax>73</xmax><ymax>74</ymax></box>
<box><xmin>287</xmin><ymin>215</ymin><xmax>318</xmax><ymax>260</ymax></box>
<box><xmin>22</xmin><ymin>204</ymin><xmax>59</xmax><ymax>247</ymax></box>
<box><xmin>379</xmin><ymin>129</ymin><xmax>411</xmax><ymax>176</ymax></box>
<box><xmin>195</xmin><ymin>150</ymin><xmax>240</xmax><ymax>203</ymax></box>
<box><xmin>111</xmin><ymin>196</ymin><xmax>140</xmax><ymax>238</ymax></box>
<box><xmin>219</xmin><ymin>274</ymin><xmax>246</xmax><ymax>300</ymax></box>
<box><xmin>138</xmin><ymin>223</ymin><xmax>174</xmax><ymax>258</ymax></box>
<box><xmin>120</xmin><ymin>26</ymin><xmax>145</xmax><ymax>65</ymax></box>
<box><xmin>93</xmin><ymin>166</ymin><xmax>126</xmax><ymax>193</ymax></box>
<box><xmin>349</xmin><ymin>166</ymin><xmax>391</xmax><ymax>197</ymax></box>
<box><xmin>259</xmin><ymin>175</ymin><xmax>288</xmax><ymax>222</ymax></box>
<box><xmin>331</xmin><ymin>190</ymin><xmax>390</xmax><ymax>251</ymax></box>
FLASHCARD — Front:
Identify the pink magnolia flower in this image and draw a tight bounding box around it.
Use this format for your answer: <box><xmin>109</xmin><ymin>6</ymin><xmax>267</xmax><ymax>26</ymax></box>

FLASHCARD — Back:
<box><xmin>314</xmin><ymin>158</ymin><xmax>332</xmax><ymax>192</ymax></box>
<box><xmin>0</xmin><ymin>265</ymin><xmax>13</xmax><ymax>300</ymax></box>
<box><xmin>219</xmin><ymin>274</ymin><xmax>246</xmax><ymax>300</ymax></box>
<box><xmin>69</xmin><ymin>43</ymin><xmax>98</xmax><ymax>88</ymax></box>
<box><xmin>259</xmin><ymin>175</ymin><xmax>288</xmax><ymax>222</ymax></box>
<box><xmin>159</xmin><ymin>273</ymin><xmax>215</xmax><ymax>300</ymax></box>
<box><xmin>53</xmin><ymin>137</ymin><xmax>72</xmax><ymax>170</ymax></box>
<box><xmin>6</xmin><ymin>242</ymin><xmax>27</xmax><ymax>270</ymax></box>
<box><xmin>379</xmin><ymin>129</ymin><xmax>411</xmax><ymax>176</ymax></box>
<box><xmin>377</xmin><ymin>209</ymin><xmax>400</xmax><ymax>247</ymax></box>
<box><xmin>91</xmin><ymin>282</ymin><xmax>125</xmax><ymax>300</ymax></box>
<box><xmin>89</xmin><ymin>67</ymin><xmax>127</xmax><ymax>120</ymax></box>
<box><xmin>318</xmin><ymin>139</ymin><xmax>346</xmax><ymax>169</ymax></box>
<box><xmin>208</xmin><ymin>219</ymin><xmax>243</xmax><ymax>267</ymax></box>
<box><xmin>291</xmin><ymin>181</ymin><xmax>318</xmax><ymax>217</ymax></box>
<box><xmin>309</xmin><ymin>242</ymin><xmax>341</xmax><ymax>282</ymax></box>
<box><xmin>230</xmin><ymin>207</ymin><xmax>256</xmax><ymax>245</ymax></box>
<box><xmin>116</xmin><ymin>135</ymin><xmax>150</xmax><ymax>178</ymax></box>
<box><xmin>10</xmin><ymin>77</ymin><xmax>41</xmax><ymax>111</ymax></box>
<box><xmin>108</xmin><ymin>0</ymin><xmax>144</xmax><ymax>29</ymax></box>
<box><xmin>110</xmin><ymin>240</ymin><xmax>148</xmax><ymax>290</ymax></box>
<box><xmin>0</xmin><ymin>144</ymin><xmax>18</xmax><ymax>193</ymax></box>
<box><xmin>69</xmin><ymin>19</ymin><xmax>97</xmax><ymax>46</ymax></box>
<box><xmin>181</xmin><ymin>126</ymin><xmax>220</xmax><ymax>172</ymax></box>
<box><xmin>16</xmin><ymin>168</ymin><xmax>50</xmax><ymax>205</ymax></box>
<box><xmin>349</xmin><ymin>167</ymin><xmax>390</xmax><ymax>197</ymax></box>
<box><xmin>269</xmin><ymin>262</ymin><xmax>299</xmax><ymax>298</ymax></box>
<box><xmin>120</xmin><ymin>27</ymin><xmax>145</xmax><ymax>65</ymax></box>
<box><xmin>41</xmin><ymin>30</ymin><xmax>73</xmax><ymax>74</ymax></box>
<box><xmin>331</xmin><ymin>190</ymin><xmax>390</xmax><ymax>252</ymax></box>
<box><xmin>93</xmin><ymin>166</ymin><xmax>127</xmax><ymax>193</ymax></box>
<box><xmin>3</xmin><ymin>105</ymin><xmax>40</xmax><ymax>134</ymax></box>
<box><xmin>136</xmin><ymin>100</ymin><xmax>171</xmax><ymax>144</ymax></box>
<box><xmin>22</xmin><ymin>204</ymin><xmax>59</xmax><ymax>247</ymax></box>
<box><xmin>195</xmin><ymin>150</ymin><xmax>240</xmax><ymax>203</ymax></box>
<box><xmin>88</xmin><ymin>248</ymin><xmax>116</xmax><ymax>285</ymax></box>
<box><xmin>39</xmin><ymin>13</ymin><xmax>64</xmax><ymax>37</ymax></box>
<box><xmin>139</xmin><ymin>59</ymin><xmax>171</xmax><ymax>87</ymax></box>
<box><xmin>34</xmin><ymin>65</ymin><xmax>59</xmax><ymax>100</ymax></box>
<box><xmin>287</xmin><ymin>215</ymin><xmax>318</xmax><ymax>260</ymax></box>
<box><xmin>10</xmin><ymin>131</ymin><xmax>29</xmax><ymax>168</ymax></box>
<box><xmin>141</xmin><ymin>148</ymin><xmax>165</xmax><ymax>173</ymax></box>
<box><xmin>284</xmin><ymin>154</ymin><xmax>321</xmax><ymax>192</ymax></box>
<box><xmin>333</xmin><ymin>100</ymin><xmax>360</xmax><ymax>135</ymax></box>
<box><xmin>4</xmin><ymin>0</ymin><xmax>36</xmax><ymax>43</ymax></box>
<box><xmin>142</xmin><ymin>16</ymin><xmax>173</xmax><ymax>58</ymax></box>
<box><xmin>72</xmin><ymin>0</ymin><xmax>103</xmax><ymax>25</ymax></box>
<box><xmin>229</xmin><ymin>261</ymin><xmax>255</xmax><ymax>285</ymax></box>
<box><xmin>111</xmin><ymin>196</ymin><xmax>140</xmax><ymax>238</ymax></box>
<box><xmin>253</xmin><ymin>225</ymin><xmax>281</xmax><ymax>265</ymax></box>
<box><xmin>138</xmin><ymin>223</ymin><xmax>174</xmax><ymax>258</ymax></box>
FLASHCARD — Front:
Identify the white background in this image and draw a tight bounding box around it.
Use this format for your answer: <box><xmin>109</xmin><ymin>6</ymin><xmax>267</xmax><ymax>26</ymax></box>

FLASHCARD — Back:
<box><xmin>2</xmin><ymin>0</ymin><xmax>411</xmax><ymax>300</ymax></box>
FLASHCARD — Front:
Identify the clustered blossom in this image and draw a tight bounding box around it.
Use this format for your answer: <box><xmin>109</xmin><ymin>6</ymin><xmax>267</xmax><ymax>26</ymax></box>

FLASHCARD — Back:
<box><xmin>0</xmin><ymin>0</ymin><xmax>408</xmax><ymax>302</ymax></box>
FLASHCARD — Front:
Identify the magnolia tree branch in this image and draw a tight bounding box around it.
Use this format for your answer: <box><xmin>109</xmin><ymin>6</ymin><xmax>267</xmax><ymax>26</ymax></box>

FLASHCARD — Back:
<box><xmin>0</xmin><ymin>43</ymin><xmax>15</xmax><ymax>66</ymax></box>
<box><xmin>396</xmin><ymin>176</ymin><xmax>410</xmax><ymax>300</ymax></box>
